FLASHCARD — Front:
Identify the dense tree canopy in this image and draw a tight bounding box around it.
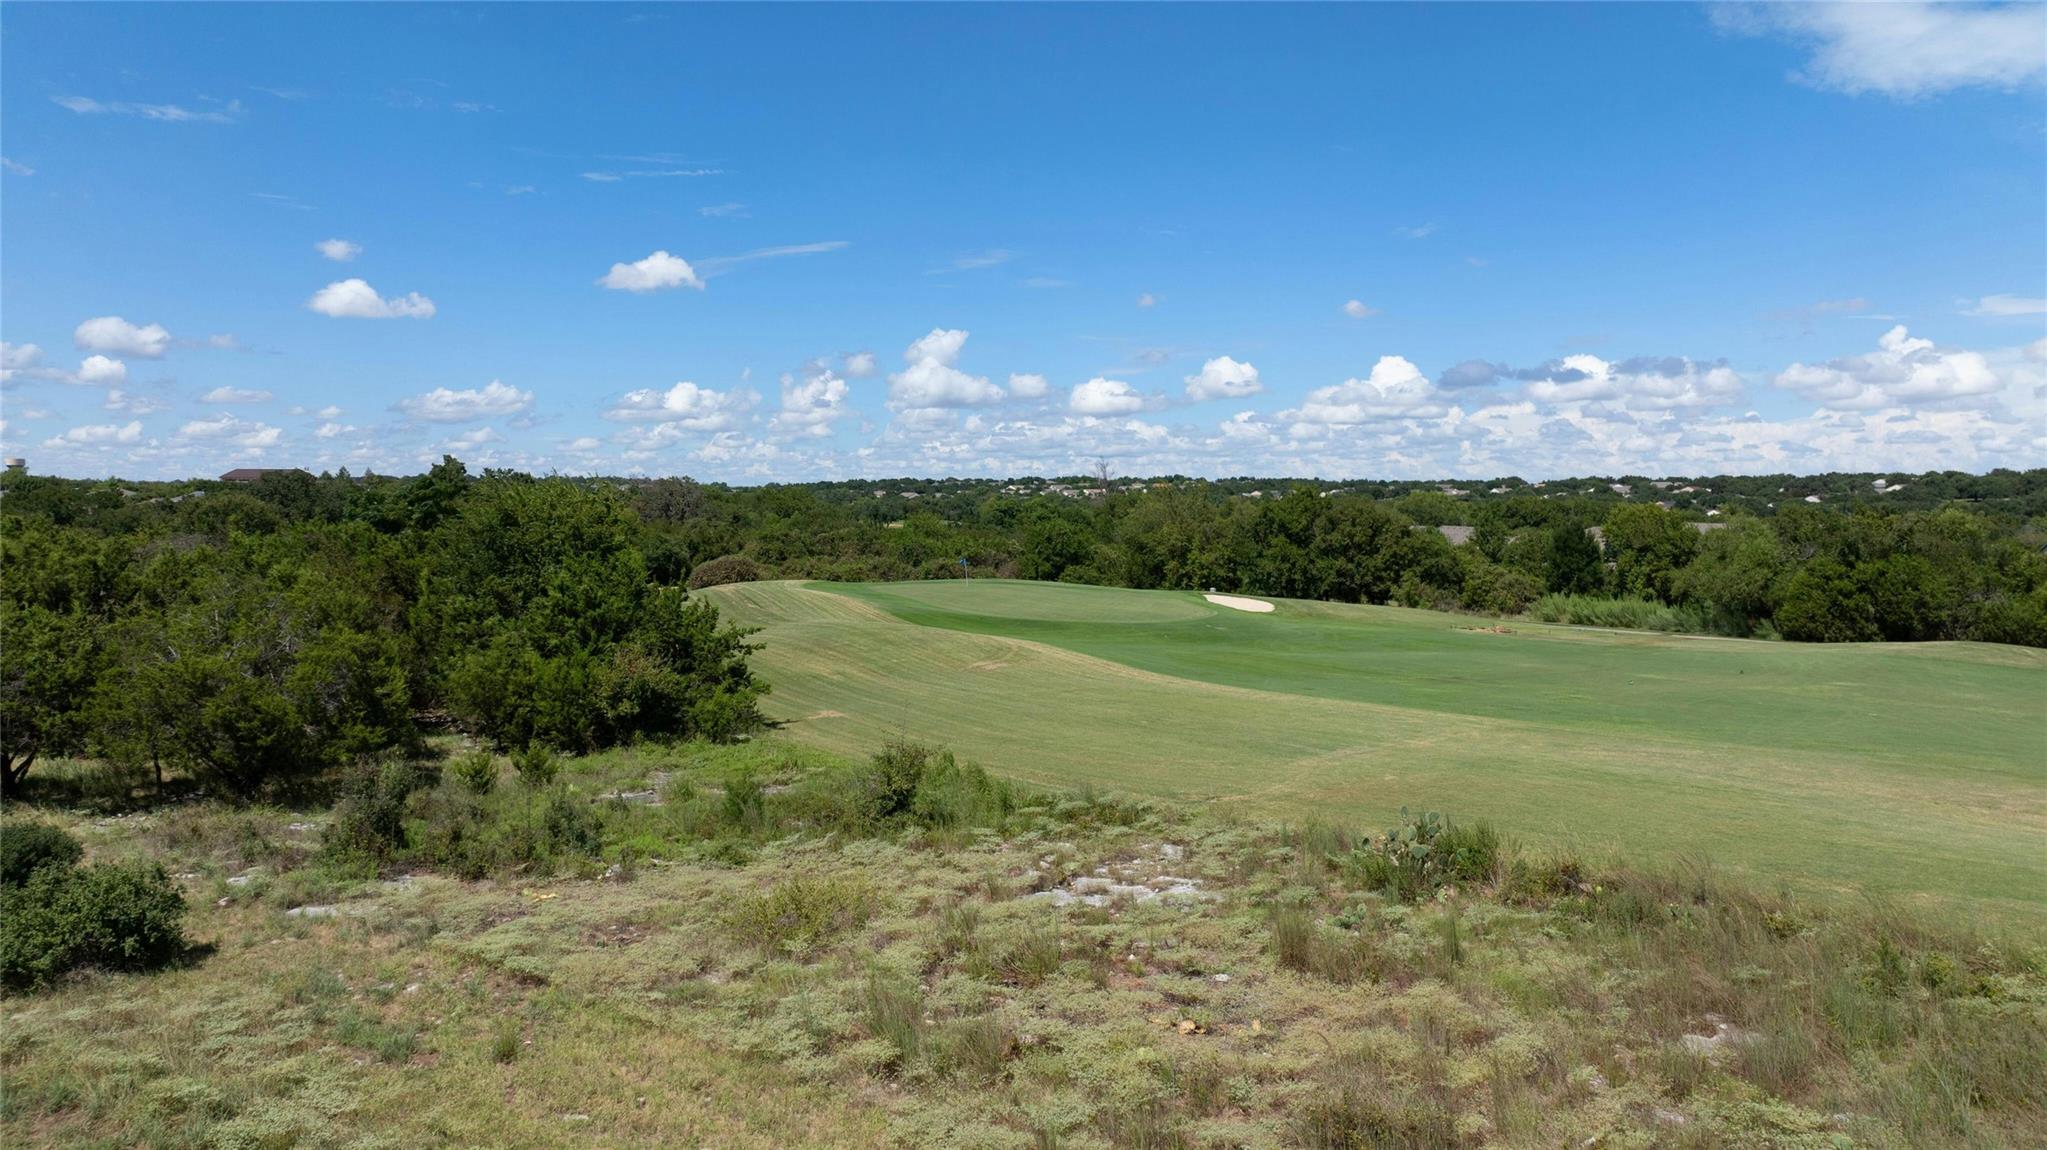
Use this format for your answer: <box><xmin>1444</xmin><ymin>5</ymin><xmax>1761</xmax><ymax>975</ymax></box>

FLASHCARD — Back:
<box><xmin>0</xmin><ymin>461</ymin><xmax>767</xmax><ymax>797</ymax></box>
<box><xmin>3</xmin><ymin>463</ymin><xmax>2041</xmax><ymax>794</ymax></box>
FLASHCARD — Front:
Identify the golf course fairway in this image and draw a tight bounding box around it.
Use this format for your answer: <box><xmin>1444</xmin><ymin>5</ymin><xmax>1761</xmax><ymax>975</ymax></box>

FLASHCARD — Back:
<box><xmin>700</xmin><ymin>579</ymin><xmax>2047</xmax><ymax>917</ymax></box>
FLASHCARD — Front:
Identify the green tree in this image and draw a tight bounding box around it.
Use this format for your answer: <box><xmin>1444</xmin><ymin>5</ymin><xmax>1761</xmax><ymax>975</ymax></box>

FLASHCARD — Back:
<box><xmin>0</xmin><ymin>603</ymin><xmax>102</xmax><ymax>795</ymax></box>
<box><xmin>1775</xmin><ymin>558</ymin><xmax>1878</xmax><ymax>643</ymax></box>
<box><xmin>1602</xmin><ymin>504</ymin><xmax>1700</xmax><ymax>602</ymax></box>
<box><xmin>1545</xmin><ymin>521</ymin><xmax>1607</xmax><ymax>595</ymax></box>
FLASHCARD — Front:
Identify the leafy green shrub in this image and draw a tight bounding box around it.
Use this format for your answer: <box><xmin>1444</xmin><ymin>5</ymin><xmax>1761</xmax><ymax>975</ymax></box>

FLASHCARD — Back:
<box><xmin>403</xmin><ymin>775</ymin><xmax>605</xmax><ymax>879</ymax></box>
<box><xmin>725</xmin><ymin>875</ymin><xmax>878</xmax><ymax>954</ymax></box>
<box><xmin>1</xmin><ymin>820</ymin><xmax>83</xmax><ymax>888</ymax></box>
<box><xmin>861</xmin><ymin>739</ymin><xmax>934</xmax><ymax>821</ymax></box>
<box><xmin>451</xmin><ymin>750</ymin><xmax>497</xmax><ymax>795</ymax></box>
<box><xmin>1434</xmin><ymin>820</ymin><xmax>1500</xmax><ymax>884</ymax></box>
<box><xmin>0</xmin><ymin>861</ymin><xmax>188</xmax><ymax>989</ymax></box>
<box><xmin>911</xmin><ymin>756</ymin><xmax>1017</xmax><ymax>831</ymax></box>
<box><xmin>323</xmin><ymin>759</ymin><xmax>436</xmax><ymax>865</ymax></box>
<box><xmin>512</xmin><ymin>744</ymin><xmax>558</xmax><ymax>788</ymax></box>
<box><xmin>541</xmin><ymin>788</ymin><xmax>602</xmax><ymax>857</ymax></box>
<box><xmin>686</xmin><ymin>554</ymin><xmax>762</xmax><ymax>590</ymax></box>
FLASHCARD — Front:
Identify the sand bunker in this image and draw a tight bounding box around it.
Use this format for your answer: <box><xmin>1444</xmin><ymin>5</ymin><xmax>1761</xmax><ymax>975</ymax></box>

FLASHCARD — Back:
<box><xmin>1204</xmin><ymin>593</ymin><xmax>1274</xmax><ymax>613</ymax></box>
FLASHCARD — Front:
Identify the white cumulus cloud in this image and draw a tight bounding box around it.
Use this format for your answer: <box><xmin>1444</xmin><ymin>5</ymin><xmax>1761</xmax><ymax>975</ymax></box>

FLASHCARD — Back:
<box><xmin>597</xmin><ymin>250</ymin><xmax>702</xmax><ymax>292</ymax></box>
<box><xmin>605</xmin><ymin>380</ymin><xmax>745</xmax><ymax>429</ymax></box>
<box><xmin>44</xmin><ymin>421</ymin><xmax>144</xmax><ymax>446</ymax></box>
<box><xmin>1343</xmin><ymin>300</ymin><xmax>1378</xmax><ymax>319</ymax></box>
<box><xmin>307</xmin><ymin>279</ymin><xmax>437</xmax><ymax>319</ymax></box>
<box><xmin>771</xmin><ymin>365</ymin><xmax>851</xmax><ymax>437</ymax></box>
<box><xmin>396</xmin><ymin>379</ymin><xmax>533</xmax><ymax>422</ymax></box>
<box><xmin>1285</xmin><ymin>356</ymin><xmax>1442</xmax><ymax>425</ymax></box>
<box><xmin>1775</xmin><ymin>325</ymin><xmax>2003</xmax><ymax>409</ymax></box>
<box><xmin>75</xmin><ymin>316</ymin><xmax>172</xmax><ymax>359</ymax></box>
<box><xmin>887</xmin><ymin>328</ymin><xmax>1004</xmax><ymax>410</ymax></box>
<box><xmin>1185</xmin><ymin>356</ymin><xmax>1263</xmax><ymax>401</ymax></box>
<box><xmin>1007</xmin><ymin>373</ymin><xmax>1050</xmax><ymax>400</ymax></box>
<box><xmin>1070</xmin><ymin>377</ymin><xmax>1145</xmax><ymax>415</ymax></box>
<box><xmin>76</xmin><ymin>355</ymin><xmax>127</xmax><ymax>386</ymax></box>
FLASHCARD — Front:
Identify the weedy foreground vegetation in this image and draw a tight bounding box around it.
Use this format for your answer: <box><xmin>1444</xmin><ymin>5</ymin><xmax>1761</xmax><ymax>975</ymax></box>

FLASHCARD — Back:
<box><xmin>3</xmin><ymin>737</ymin><xmax>2041</xmax><ymax>1149</ymax></box>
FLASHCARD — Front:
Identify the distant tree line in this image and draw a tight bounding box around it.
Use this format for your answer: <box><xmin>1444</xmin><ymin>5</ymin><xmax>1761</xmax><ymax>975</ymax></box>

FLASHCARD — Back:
<box><xmin>0</xmin><ymin>460</ymin><xmax>767</xmax><ymax>798</ymax></box>
<box><xmin>4</xmin><ymin>463</ymin><xmax>2042</xmax><ymax>795</ymax></box>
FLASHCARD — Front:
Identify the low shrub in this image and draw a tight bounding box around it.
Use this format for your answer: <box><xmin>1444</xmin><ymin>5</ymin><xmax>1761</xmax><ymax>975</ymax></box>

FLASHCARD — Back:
<box><xmin>1</xmin><ymin>820</ymin><xmax>83</xmax><ymax>888</ymax></box>
<box><xmin>451</xmin><ymin>750</ymin><xmax>498</xmax><ymax>795</ymax></box>
<box><xmin>861</xmin><ymin>739</ymin><xmax>934</xmax><ymax>821</ymax></box>
<box><xmin>725</xmin><ymin>875</ymin><xmax>878</xmax><ymax>954</ymax></box>
<box><xmin>512</xmin><ymin>744</ymin><xmax>559</xmax><ymax>788</ymax></box>
<box><xmin>323</xmin><ymin>759</ymin><xmax>437</xmax><ymax>865</ymax></box>
<box><xmin>686</xmin><ymin>554</ymin><xmax>762</xmax><ymax>590</ymax></box>
<box><xmin>0</xmin><ymin>860</ymin><xmax>188</xmax><ymax>989</ymax></box>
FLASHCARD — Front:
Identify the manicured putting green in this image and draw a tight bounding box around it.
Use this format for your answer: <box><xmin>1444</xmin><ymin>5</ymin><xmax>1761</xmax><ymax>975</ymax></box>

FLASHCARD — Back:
<box><xmin>702</xmin><ymin>579</ymin><xmax>2047</xmax><ymax>916</ymax></box>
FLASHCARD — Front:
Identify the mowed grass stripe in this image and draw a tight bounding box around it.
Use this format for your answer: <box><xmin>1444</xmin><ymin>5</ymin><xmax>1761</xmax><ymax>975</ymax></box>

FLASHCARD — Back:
<box><xmin>823</xmin><ymin>580</ymin><xmax>2045</xmax><ymax>779</ymax></box>
<box><xmin>703</xmin><ymin>582</ymin><xmax>2046</xmax><ymax>916</ymax></box>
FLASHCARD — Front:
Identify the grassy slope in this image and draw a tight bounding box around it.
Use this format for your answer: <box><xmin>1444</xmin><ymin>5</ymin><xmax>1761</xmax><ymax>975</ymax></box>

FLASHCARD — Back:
<box><xmin>702</xmin><ymin>581</ymin><xmax>2047</xmax><ymax>915</ymax></box>
<box><xmin>6</xmin><ymin>743</ymin><xmax>2042</xmax><ymax>1150</ymax></box>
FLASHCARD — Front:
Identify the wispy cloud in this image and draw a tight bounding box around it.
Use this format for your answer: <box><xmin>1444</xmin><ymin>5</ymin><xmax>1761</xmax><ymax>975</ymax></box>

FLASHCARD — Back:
<box><xmin>1393</xmin><ymin>221</ymin><xmax>1438</xmax><ymax>239</ymax></box>
<box><xmin>1714</xmin><ymin>2</ymin><xmax>2047</xmax><ymax>99</ymax></box>
<box><xmin>0</xmin><ymin>157</ymin><xmax>32</xmax><ymax>176</ymax></box>
<box><xmin>1962</xmin><ymin>294</ymin><xmax>2047</xmax><ymax>318</ymax></box>
<box><xmin>253</xmin><ymin>192</ymin><xmax>316</xmax><ymax>211</ymax></box>
<box><xmin>581</xmin><ymin>167</ymin><xmax>723</xmax><ymax>182</ymax></box>
<box><xmin>699</xmin><ymin>202</ymin><xmax>749</xmax><ymax>218</ymax></box>
<box><xmin>53</xmin><ymin>95</ymin><xmax>242</xmax><ymax>123</ymax></box>
<box><xmin>695</xmin><ymin>241</ymin><xmax>851</xmax><ymax>278</ymax></box>
<box><xmin>951</xmin><ymin>249</ymin><xmax>1013</xmax><ymax>270</ymax></box>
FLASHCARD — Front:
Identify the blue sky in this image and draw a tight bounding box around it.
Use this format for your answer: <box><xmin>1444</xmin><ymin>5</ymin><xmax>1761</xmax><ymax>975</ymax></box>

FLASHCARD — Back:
<box><xmin>3</xmin><ymin>2</ymin><xmax>2043</xmax><ymax>481</ymax></box>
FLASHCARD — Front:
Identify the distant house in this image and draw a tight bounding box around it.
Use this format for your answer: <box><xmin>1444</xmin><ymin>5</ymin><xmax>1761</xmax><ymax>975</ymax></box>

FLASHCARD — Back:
<box><xmin>1690</xmin><ymin>521</ymin><xmax>1727</xmax><ymax>534</ymax></box>
<box><xmin>219</xmin><ymin>467</ymin><xmax>307</xmax><ymax>483</ymax></box>
<box><xmin>1437</xmin><ymin>525</ymin><xmax>1475</xmax><ymax>546</ymax></box>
